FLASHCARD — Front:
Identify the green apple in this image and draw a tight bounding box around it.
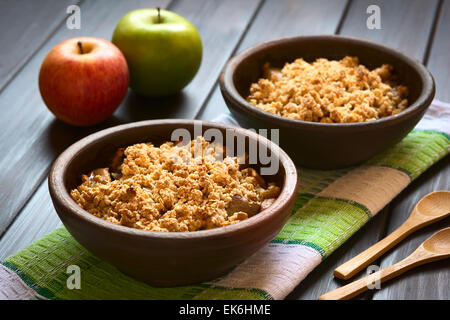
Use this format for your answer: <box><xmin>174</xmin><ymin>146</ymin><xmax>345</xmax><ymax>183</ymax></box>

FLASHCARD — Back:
<box><xmin>112</xmin><ymin>8</ymin><xmax>202</xmax><ymax>97</ymax></box>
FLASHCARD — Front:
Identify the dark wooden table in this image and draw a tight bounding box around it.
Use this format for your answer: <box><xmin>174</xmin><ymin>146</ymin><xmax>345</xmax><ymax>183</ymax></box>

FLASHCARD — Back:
<box><xmin>0</xmin><ymin>0</ymin><xmax>448</xmax><ymax>300</ymax></box>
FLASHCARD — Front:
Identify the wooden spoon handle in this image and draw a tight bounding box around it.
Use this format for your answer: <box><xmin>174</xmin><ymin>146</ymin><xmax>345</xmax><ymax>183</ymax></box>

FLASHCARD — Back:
<box><xmin>320</xmin><ymin>255</ymin><xmax>419</xmax><ymax>300</ymax></box>
<box><xmin>334</xmin><ymin>219</ymin><xmax>416</xmax><ymax>280</ymax></box>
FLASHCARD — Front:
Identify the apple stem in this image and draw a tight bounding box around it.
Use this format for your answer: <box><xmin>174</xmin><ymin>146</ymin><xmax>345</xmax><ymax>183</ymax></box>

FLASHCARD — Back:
<box><xmin>157</xmin><ymin>7</ymin><xmax>161</xmax><ymax>23</ymax></box>
<box><xmin>77</xmin><ymin>41</ymin><xmax>83</xmax><ymax>54</ymax></box>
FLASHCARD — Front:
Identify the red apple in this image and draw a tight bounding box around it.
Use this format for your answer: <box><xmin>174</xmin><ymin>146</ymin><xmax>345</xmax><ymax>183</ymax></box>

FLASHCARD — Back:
<box><xmin>39</xmin><ymin>37</ymin><xmax>129</xmax><ymax>126</ymax></box>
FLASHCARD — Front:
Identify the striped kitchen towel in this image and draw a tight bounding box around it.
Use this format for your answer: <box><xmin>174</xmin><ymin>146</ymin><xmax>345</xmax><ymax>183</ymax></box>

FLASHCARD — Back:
<box><xmin>1</xmin><ymin>100</ymin><xmax>449</xmax><ymax>300</ymax></box>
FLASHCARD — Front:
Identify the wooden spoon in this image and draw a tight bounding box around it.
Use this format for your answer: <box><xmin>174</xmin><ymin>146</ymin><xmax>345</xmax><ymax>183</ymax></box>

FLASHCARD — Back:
<box><xmin>319</xmin><ymin>227</ymin><xmax>450</xmax><ymax>300</ymax></box>
<box><xmin>334</xmin><ymin>191</ymin><xmax>450</xmax><ymax>280</ymax></box>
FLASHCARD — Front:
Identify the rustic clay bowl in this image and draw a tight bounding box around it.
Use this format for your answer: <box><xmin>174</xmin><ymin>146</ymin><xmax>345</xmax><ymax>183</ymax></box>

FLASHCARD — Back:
<box><xmin>220</xmin><ymin>35</ymin><xmax>435</xmax><ymax>169</ymax></box>
<box><xmin>49</xmin><ymin>119</ymin><xmax>298</xmax><ymax>287</ymax></box>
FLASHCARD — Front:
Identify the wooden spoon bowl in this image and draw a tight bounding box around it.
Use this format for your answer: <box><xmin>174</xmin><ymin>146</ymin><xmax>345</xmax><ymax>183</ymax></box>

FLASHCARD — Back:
<box><xmin>423</xmin><ymin>228</ymin><xmax>450</xmax><ymax>255</ymax></box>
<box><xmin>416</xmin><ymin>191</ymin><xmax>450</xmax><ymax>217</ymax></box>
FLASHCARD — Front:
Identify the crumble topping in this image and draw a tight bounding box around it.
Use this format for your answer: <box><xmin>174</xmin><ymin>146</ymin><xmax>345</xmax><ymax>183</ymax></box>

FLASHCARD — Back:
<box><xmin>246</xmin><ymin>56</ymin><xmax>408</xmax><ymax>123</ymax></box>
<box><xmin>70</xmin><ymin>137</ymin><xmax>280</xmax><ymax>232</ymax></box>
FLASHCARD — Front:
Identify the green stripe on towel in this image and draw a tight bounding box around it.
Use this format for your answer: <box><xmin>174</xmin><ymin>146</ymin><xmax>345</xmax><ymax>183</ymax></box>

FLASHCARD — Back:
<box><xmin>275</xmin><ymin>197</ymin><xmax>370</xmax><ymax>257</ymax></box>
<box><xmin>366</xmin><ymin>130</ymin><xmax>449</xmax><ymax>180</ymax></box>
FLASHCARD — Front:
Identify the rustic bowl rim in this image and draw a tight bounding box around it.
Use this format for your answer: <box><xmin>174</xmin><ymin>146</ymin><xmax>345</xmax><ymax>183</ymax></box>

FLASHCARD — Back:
<box><xmin>220</xmin><ymin>34</ymin><xmax>435</xmax><ymax>130</ymax></box>
<box><xmin>49</xmin><ymin>119</ymin><xmax>298</xmax><ymax>241</ymax></box>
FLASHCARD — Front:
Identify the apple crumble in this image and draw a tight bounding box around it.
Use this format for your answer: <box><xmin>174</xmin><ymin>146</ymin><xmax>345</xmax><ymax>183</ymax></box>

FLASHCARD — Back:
<box><xmin>70</xmin><ymin>137</ymin><xmax>280</xmax><ymax>232</ymax></box>
<box><xmin>246</xmin><ymin>56</ymin><xmax>409</xmax><ymax>123</ymax></box>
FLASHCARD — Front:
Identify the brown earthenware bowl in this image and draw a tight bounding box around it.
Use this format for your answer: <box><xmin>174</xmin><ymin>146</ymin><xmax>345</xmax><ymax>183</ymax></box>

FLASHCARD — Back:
<box><xmin>49</xmin><ymin>119</ymin><xmax>298</xmax><ymax>287</ymax></box>
<box><xmin>220</xmin><ymin>35</ymin><xmax>435</xmax><ymax>169</ymax></box>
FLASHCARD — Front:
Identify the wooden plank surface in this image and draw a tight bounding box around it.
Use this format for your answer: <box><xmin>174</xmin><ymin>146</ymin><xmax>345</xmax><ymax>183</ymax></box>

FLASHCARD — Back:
<box><xmin>0</xmin><ymin>0</ymin><xmax>448</xmax><ymax>300</ymax></box>
<box><xmin>0</xmin><ymin>0</ymin><xmax>261</xmax><ymax>238</ymax></box>
<box><xmin>0</xmin><ymin>0</ymin><xmax>76</xmax><ymax>92</ymax></box>
<box><xmin>0</xmin><ymin>180</ymin><xmax>62</xmax><ymax>260</ymax></box>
